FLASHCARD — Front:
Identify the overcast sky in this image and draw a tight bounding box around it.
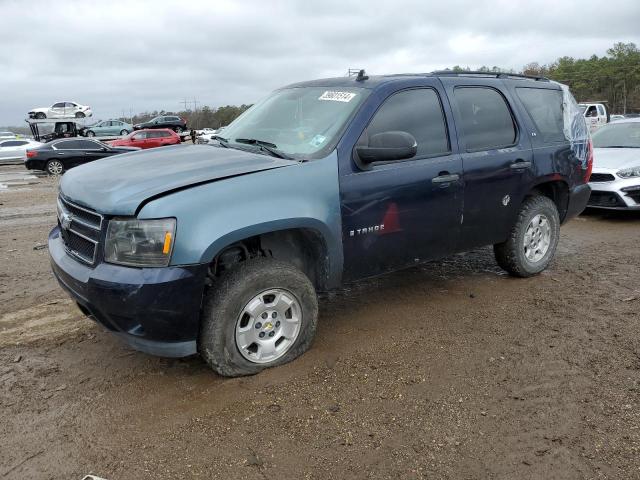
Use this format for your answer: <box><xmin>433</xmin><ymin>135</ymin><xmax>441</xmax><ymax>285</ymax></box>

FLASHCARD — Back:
<box><xmin>1</xmin><ymin>0</ymin><xmax>639</xmax><ymax>126</ymax></box>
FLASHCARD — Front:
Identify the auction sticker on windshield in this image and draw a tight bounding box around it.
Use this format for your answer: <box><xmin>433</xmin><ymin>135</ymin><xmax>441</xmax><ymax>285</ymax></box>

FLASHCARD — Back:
<box><xmin>318</xmin><ymin>91</ymin><xmax>357</xmax><ymax>102</ymax></box>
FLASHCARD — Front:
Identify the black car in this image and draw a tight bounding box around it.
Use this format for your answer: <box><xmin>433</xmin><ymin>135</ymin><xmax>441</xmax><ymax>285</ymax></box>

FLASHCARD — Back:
<box><xmin>133</xmin><ymin>115</ymin><xmax>187</xmax><ymax>133</ymax></box>
<box><xmin>25</xmin><ymin>138</ymin><xmax>139</xmax><ymax>175</ymax></box>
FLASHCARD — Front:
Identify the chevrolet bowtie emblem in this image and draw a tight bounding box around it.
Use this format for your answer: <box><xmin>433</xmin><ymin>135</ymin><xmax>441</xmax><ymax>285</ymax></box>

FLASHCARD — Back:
<box><xmin>60</xmin><ymin>211</ymin><xmax>73</xmax><ymax>230</ymax></box>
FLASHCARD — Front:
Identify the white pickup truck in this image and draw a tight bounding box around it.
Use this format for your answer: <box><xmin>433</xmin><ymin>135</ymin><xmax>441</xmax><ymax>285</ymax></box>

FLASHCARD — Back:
<box><xmin>579</xmin><ymin>102</ymin><xmax>609</xmax><ymax>131</ymax></box>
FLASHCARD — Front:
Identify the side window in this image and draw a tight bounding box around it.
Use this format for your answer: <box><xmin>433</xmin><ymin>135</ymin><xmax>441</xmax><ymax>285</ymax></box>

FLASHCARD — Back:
<box><xmin>133</xmin><ymin>132</ymin><xmax>147</xmax><ymax>140</ymax></box>
<box><xmin>516</xmin><ymin>87</ymin><xmax>565</xmax><ymax>144</ymax></box>
<box><xmin>158</xmin><ymin>131</ymin><xmax>171</xmax><ymax>138</ymax></box>
<box><xmin>597</xmin><ymin>105</ymin><xmax>605</xmax><ymax>116</ymax></box>
<box><xmin>65</xmin><ymin>102</ymin><xmax>76</xmax><ymax>108</ymax></box>
<box><xmin>55</xmin><ymin>140</ymin><xmax>82</xmax><ymax>149</ymax></box>
<box><xmin>77</xmin><ymin>140</ymin><xmax>101</xmax><ymax>150</ymax></box>
<box><xmin>1</xmin><ymin>140</ymin><xmax>27</xmax><ymax>147</ymax></box>
<box><xmin>364</xmin><ymin>88</ymin><xmax>450</xmax><ymax>158</ymax></box>
<box><xmin>454</xmin><ymin>87</ymin><xmax>517</xmax><ymax>151</ymax></box>
<box><xmin>52</xmin><ymin>102</ymin><xmax>65</xmax><ymax>108</ymax></box>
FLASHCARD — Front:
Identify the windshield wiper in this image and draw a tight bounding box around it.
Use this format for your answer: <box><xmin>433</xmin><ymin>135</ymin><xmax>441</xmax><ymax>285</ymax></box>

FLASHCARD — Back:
<box><xmin>234</xmin><ymin>138</ymin><xmax>291</xmax><ymax>159</ymax></box>
<box><xmin>211</xmin><ymin>135</ymin><xmax>230</xmax><ymax>148</ymax></box>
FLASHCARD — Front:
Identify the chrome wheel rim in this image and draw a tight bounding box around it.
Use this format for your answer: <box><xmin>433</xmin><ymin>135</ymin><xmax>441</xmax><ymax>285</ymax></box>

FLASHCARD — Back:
<box><xmin>176</xmin><ymin>127</ymin><xmax>182</xmax><ymax>133</ymax></box>
<box><xmin>47</xmin><ymin>161</ymin><xmax>63</xmax><ymax>175</ymax></box>
<box><xmin>235</xmin><ymin>289</ymin><xmax>302</xmax><ymax>364</ymax></box>
<box><xmin>87</xmin><ymin>131</ymin><xmax>95</xmax><ymax>137</ymax></box>
<box><xmin>523</xmin><ymin>214</ymin><xmax>551</xmax><ymax>263</ymax></box>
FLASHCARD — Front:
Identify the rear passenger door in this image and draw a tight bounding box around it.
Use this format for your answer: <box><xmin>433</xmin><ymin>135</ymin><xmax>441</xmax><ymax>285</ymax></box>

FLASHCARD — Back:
<box><xmin>440</xmin><ymin>78</ymin><xmax>535</xmax><ymax>250</ymax></box>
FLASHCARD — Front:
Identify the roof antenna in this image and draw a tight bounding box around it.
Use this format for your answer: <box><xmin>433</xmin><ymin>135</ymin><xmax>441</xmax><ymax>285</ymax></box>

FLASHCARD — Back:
<box><xmin>356</xmin><ymin>69</ymin><xmax>369</xmax><ymax>82</ymax></box>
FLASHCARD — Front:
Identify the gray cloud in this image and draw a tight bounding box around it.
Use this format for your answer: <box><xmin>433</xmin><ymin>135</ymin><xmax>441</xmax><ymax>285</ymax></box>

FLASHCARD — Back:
<box><xmin>1</xmin><ymin>0</ymin><xmax>639</xmax><ymax>125</ymax></box>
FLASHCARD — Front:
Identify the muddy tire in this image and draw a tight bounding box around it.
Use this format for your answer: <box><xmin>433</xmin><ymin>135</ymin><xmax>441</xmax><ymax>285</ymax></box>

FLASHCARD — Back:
<box><xmin>35</xmin><ymin>112</ymin><xmax>46</xmax><ymax>119</ymax></box>
<box><xmin>494</xmin><ymin>195</ymin><xmax>560</xmax><ymax>278</ymax></box>
<box><xmin>198</xmin><ymin>258</ymin><xmax>318</xmax><ymax>377</ymax></box>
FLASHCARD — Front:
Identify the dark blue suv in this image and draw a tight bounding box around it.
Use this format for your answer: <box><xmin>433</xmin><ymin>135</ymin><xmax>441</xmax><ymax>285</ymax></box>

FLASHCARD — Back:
<box><xmin>50</xmin><ymin>71</ymin><xmax>592</xmax><ymax>376</ymax></box>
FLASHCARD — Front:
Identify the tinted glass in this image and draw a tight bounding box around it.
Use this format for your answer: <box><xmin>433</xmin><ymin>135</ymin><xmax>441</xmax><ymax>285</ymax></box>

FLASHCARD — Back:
<box><xmin>516</xmin><ymin>87</ymin><xmax>565</xmax><ymax>143</ymax></box>
<box><xmin>132</xmin><ymin>132</ymin><xmax>147</xmax><ymax>140</ymax></box>
<box><xmin>52</xmin><ymin>103</ymin><xmax>65</xmax><ymax>108</ymax></box>
<box><xmin>55</xmin><ymin>140</ymin><xmax>84</xmax><ymax>149</ymax></box>
<box><xmin>76</xmin><ymin>140</ymin><xmax>101</xmax><ymax>149</ymax></box>
<box><xmin>65</xmin><ymin>103</ymin><xmax>75</xmax><ymax>108</ymax></box>
<box><xmin>366</xmin><ymin>89</ymin><xmax>449</xmax><ymax>158</ymax></box>
<box><xmin>157</xmin><ymin>131</ymin><xmax>171</xmax><ymax>137</ymax></box>
<box><xmin>454</xmin><ymin>87</ymin><xmax>517</xmax><ymax>151</ymax></box>
<box><xmin>1</xmin><ymin>140</ymin><xmax>28</xmax><ymax>147</ymax></box>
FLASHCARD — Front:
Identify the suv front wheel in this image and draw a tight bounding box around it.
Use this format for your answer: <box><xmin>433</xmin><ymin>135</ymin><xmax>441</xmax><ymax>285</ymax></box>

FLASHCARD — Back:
<box><xmin>199</xmin><ymin>258</ymin><xmax>318</xmax><ymax>377</ymax></box>
<box><xmin>494</xmin><ymin>195</ymin><xmax>560</xmax><ymax>277</ymax></box>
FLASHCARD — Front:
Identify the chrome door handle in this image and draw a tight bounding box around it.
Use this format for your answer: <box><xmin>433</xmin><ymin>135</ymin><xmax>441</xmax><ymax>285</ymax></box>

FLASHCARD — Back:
<box><xmin>510</xmin><ymin>160</ymin><xmax>532</xmax><ymax>170</ymax></box>
<box><xmin>432</xmin><ymin>173</ymin><xmax>460</xmax><ymax>184</ymax></box>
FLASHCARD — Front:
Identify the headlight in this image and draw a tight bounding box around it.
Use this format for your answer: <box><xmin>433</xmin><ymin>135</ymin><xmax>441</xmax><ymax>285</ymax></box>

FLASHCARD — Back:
<box><xmin>618</xmin><ymin>166</ymin><xmax>640</xmax><ymax>178</ymax></box>
<box><xmin>105</xmin><ymin>218</ymin><xmax>176</xmax><ymax>267</ymax></box>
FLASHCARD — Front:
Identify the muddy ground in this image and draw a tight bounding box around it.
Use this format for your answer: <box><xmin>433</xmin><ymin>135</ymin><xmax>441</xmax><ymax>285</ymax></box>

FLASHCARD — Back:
<box><xmin>1</xmin><ymin>163</ymin><xmax>639</xmax><ymax>480</ymax></box>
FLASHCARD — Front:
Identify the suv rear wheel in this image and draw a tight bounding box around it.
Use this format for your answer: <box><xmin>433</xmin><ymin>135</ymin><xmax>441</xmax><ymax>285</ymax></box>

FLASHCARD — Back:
<box><xmin>494</xmin><ymin>195</ymin><xmax>560</xmax><ymax>277</ymax></box>
<box><xmin>199</xmin><ymin>258</ymin><xmax>318</xmax><ymax>377</ymax></box>
<box><xmin>174</xmin><ymin>126</ymin><xmax>183</xmax><ymax>133</ymax></box>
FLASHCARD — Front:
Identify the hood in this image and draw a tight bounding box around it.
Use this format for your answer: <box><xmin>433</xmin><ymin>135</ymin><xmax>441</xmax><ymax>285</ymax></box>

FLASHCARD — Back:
<box><xmin>60</xmin><ymin>145</ymin><xmax>297</xmax><ymax>215</ymax></box>
<box><xmin>593</xmin><ymin>147</ymin><xmax>640</xmax><ymax>171</ymax></box>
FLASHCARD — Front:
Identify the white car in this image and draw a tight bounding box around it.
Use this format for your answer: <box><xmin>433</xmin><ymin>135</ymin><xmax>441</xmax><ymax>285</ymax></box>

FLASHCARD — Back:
<box><xmin>0</xmin><ymin>131</ymin><xmax>17</xmax><ymax>141</ymax></box>
<box><xmin>587</xmin><ymin>118</ymin><xmax>640</xmax><ymax>210</ymax></box>
<box><xmin>197</xmin><ymin>128</ymin><xmax>224</xmax><ymax>144</ymax></box>
<box><xmin>28</xmin><ymin>101</ymin><xmax>93</xmax><ymax>119</ymax></box>
<box><xmin>0</xmin><ymin>138</ymin><xmax>43</xmax><ymax>163</ymax></box>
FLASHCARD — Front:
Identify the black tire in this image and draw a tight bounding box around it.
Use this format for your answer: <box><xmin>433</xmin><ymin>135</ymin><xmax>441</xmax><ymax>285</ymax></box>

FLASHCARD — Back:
<box><xmin>175</xmin><ymin>126</ymin><xmax>183</xmax><ymax>133</ymax></box>
<box><xmin>199</xmin><ymin>258</ymin><xmax>318</xmax><ymax>377</ymax></box>
<box><xmin>494</xmin><ymin>195</ymin><xmax>560</xmax><ymax>277</ymax></box>
<box><xmin>86</xmin><ymin>130</ymin><xmax>95</xmax><ymax>137</ymax></box>
<box><xmin>120</xmin><ymin>129</ymin><xmax>129</xmax><ymax>136</ymax></box>
<box><xmin>35</xmin><ymin>112</ymin><xmax>46</xmax><ymax>119</ymax></box>
<box><xmin>45</xmin><ymin>159</ymin><xmax>64</xmax><ymax>176</ymax></box>
<box><xmin>75</xmin><ymin>112</ymin><xmax>85</xmax><ymax>118</ymax></box>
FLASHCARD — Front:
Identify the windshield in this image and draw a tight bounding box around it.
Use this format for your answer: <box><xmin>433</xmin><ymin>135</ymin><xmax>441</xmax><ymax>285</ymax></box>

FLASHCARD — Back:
<box><xmin>592</xmin><ymin>122</ymin><xmax>640</xmax><ymax>148</ymax></box>
<box><xmin>219</xmin><ymin>86</ymin><xmax>369</xmax><ymax>159</ymax></box>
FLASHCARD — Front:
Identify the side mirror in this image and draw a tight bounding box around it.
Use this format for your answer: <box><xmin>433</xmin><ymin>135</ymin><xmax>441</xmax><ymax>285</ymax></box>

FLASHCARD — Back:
<box><xmin>356</xmin><ymin>131</ymin><xmax>417</xmax><ymax>164</ymax></box>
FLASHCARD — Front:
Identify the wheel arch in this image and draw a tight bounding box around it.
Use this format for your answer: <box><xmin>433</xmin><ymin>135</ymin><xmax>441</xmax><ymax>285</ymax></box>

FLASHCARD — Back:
<box><xmin>529</xmin><ymin>178</ymin><xmax>570</xmax><ymax>223</ymax></box>
<box><xmin>202</xmin><ymin>219</ymin><xmax>342</xmax><ymax>291</ymax></box>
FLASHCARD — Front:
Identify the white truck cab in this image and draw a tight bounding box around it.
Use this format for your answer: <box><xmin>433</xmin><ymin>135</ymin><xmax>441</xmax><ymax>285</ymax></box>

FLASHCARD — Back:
<box><xmin>579</xmin><ymin>102</ymin><xmax>609</xmax><ymax>132</ymax></box>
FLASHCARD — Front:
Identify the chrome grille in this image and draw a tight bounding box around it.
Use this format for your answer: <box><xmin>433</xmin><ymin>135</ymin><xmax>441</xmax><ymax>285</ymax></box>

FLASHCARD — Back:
<box><xmin>57</xmin><ymin>196</ymin><xmax>103</xmax><ymax>265</ymax></box>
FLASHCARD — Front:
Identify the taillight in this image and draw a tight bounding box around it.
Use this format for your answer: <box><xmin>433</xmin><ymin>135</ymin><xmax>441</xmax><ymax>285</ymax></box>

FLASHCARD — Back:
<box><xmin>26</xmin><ymin>150</ymin><xmax>37</xmax><ymax>158</ymax></box>
<box><xmin>585</xmin><ymin>139</ymin><xmax>593</xmax><ymax>182</ymax></box>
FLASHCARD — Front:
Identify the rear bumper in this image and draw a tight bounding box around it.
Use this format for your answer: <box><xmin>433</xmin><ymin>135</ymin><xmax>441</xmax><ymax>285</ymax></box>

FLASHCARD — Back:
<box><xmin>564</xmin><ymin>183</ymin><xmax>591</xmax><ymax>222</ymax></box>
<box><xmin>49</xmin><ymin>226</ymin><xmax>207</xmax><ymax>357</ymax></box>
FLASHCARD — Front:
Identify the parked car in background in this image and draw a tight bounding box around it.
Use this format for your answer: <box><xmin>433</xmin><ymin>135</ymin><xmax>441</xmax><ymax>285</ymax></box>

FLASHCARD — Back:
<box><xmin>83</xmin><ymin>119</ymin><xmax>133</xmax><ymax>137</ymax></box>
<box><xmin>579</xmin><ymin>102</ymin><xmax>609</xmax><ymax>131</ymax></box>
<box><xmin>49</xmin><ymin>72</ymin><xmax>591</xmax><ymax>376</ymax></box>
<box><xmin>28</xmin><ymin>102</ymin><xmax>93</xmax><ymax>119</ymax></box>
<box><xmin>587</xmin><ymin>118</ymin><xmax>640</xmax><ymax>210</ymax></box>
<box><xmin>0</xmin><ymin>131</ymin><xmax>17</xmax><ymax>141</ymax></box>
<box><xmin>0</xmin><ymin>138</ymin><xmax>44</xmax><ymax>163</ymax></box>
<box><xmin>133</xmin><ymin>115</ymin><xmax>187</xmax><ymax>133</ymax></box>
<box><xmin>109</xmin><ymin>129</ymin><xmax>181</xmax><ymax>149</ymax></box>
<box><xmin>196</xmin><ymin>128</ymin><xmax>224</xmax><ymax>144</ymax></box>
<box><xmin>25</xmin><ymin>138</ymin><xmax>139</xmax><ymax>175</ymax></box>
<box><xmin>610</xmin><ymin>114</ymin><xmax>625</xmax><ymax>122</ymax></box>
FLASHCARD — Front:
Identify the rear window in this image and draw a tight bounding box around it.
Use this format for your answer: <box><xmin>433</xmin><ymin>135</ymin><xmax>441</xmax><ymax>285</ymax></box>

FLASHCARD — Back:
<box><xmin>453</xmin><ymin>87</ymin><xmax>517</xmax><ymax>151</ymax></box>
<box><xmin>516</xmin><ymin>87</ymin><xmax>565</xmax><ymax>144</ymax></box>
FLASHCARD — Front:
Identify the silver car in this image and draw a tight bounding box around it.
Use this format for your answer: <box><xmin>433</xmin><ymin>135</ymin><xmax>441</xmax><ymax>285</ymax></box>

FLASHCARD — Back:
<box><xmin>588</xmin><ymin>118</ymin><xmax>640</xmax><ymax>210</ymax></box>
<box><xmin>0</xmin><ymin>138</ymin><xmax>44</xmax><ymax>163</ymax></box>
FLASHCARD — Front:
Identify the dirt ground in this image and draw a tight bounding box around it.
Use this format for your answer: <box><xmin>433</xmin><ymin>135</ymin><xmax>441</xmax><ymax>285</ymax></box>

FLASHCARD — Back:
<box><xmin>1</xmin><ymin>163</ymin><xmax>639</xmax><ymax>480</ymax></box>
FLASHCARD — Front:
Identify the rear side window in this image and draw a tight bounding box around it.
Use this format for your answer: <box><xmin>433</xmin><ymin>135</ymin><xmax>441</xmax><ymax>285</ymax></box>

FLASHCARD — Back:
<box><xmin>366</xmin><ymin>88</ymin><xmax>450</xmax><ymax>158</ymax></box>
<box><xmin>454</xmin><ymin>87</ymin><xmax>517</xmax><ymax>151</ymax></box>
<box><xmin>133</xmin><ymin>132</ymin><xmax>147</xmax><ymax>140</ymax></box>
<box><xmin>158</xmin><ymin>131</ymin><xmax>171</xmax><ymax>137</ymax></box>
<box><xmin>516</xmin><ymin>88</ymin><xmax>565</xmax><ymax>144</ymax></box>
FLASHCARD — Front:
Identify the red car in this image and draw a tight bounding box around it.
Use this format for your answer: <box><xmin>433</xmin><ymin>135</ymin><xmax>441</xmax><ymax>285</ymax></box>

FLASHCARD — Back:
<box><xmin>109</xmin><ymin>128</ymin><xmax>181</xmax><ymax>149</ymax></box>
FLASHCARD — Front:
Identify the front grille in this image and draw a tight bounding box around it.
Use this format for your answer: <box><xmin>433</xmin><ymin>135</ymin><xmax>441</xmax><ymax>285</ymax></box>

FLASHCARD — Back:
<box><xmin>589</xmin><ymin>173</ymin><xmax>616</xmax><ymax>183</ymax></box>
<box><xmin>587</xmin><ymin>191</ymin><xmax>626</xmax><ymax>208</ymax></box>
<box><xmin>57</xmin><ymin>196</ymin><xmax>103</xmax><ymax>265</ymax></box>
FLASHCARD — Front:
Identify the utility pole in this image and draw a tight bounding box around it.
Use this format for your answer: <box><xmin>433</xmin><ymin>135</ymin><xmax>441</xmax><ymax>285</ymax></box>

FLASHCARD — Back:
<box><xmin>192</xmin><ymin>98</ymin><xmax>199</xmax><ymax>129</ymax></box>
<box><xmin>623</xmin><ymin>78</ymin><xmax>627</xmax><ymax>115</ymax></box>
<box><xmin>181</xmin><ymin>98</ymin><xmax>190</xmax><ymax>111</ymax></box>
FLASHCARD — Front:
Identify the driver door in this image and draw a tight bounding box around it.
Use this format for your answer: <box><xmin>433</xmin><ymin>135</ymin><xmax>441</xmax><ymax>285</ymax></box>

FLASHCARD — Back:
<box><xmin>339</xmin><ymin>84</ymin><xmax>464</xmax><ymax>280</ymax></box>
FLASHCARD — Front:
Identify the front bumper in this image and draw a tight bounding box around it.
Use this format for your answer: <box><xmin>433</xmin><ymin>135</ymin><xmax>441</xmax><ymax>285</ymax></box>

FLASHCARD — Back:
<box><xmin>588</xmin><ymin>169</ymin><xmax>640</xmax><ymax>210</ymax></box>
<box><xmin>49</xmin><ymin>226</ymin><xmax>207</xmax><ymax>357</ymax></box>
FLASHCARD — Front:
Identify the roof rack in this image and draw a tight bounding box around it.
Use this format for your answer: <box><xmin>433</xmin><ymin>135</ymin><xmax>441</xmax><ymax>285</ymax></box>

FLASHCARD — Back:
<box><xmin>431</xmin><ymin>70</ymin><xmax>549</xmax><ymax>82</ymax></box>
